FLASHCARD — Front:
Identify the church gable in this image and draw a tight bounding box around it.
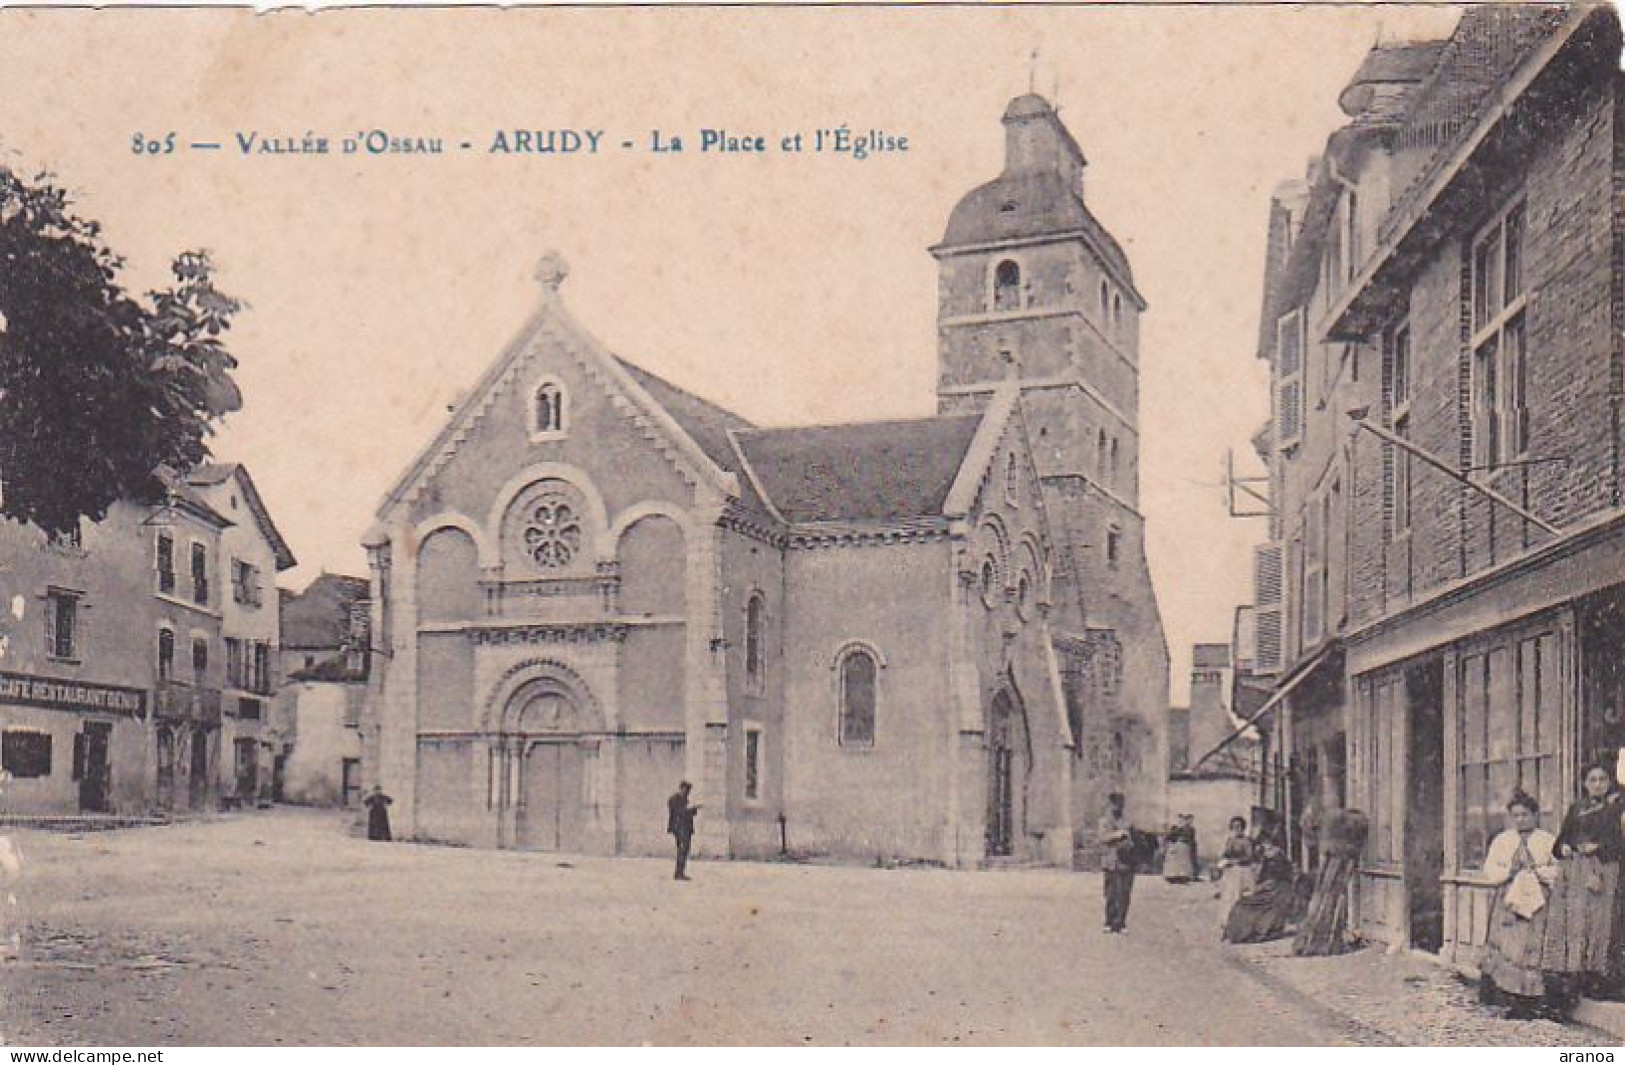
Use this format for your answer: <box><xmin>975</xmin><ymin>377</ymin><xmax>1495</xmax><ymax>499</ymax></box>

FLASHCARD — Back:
<box><xmin>378</xmin><ymin>255</ymin><xmax>743</xmax><ymax>539</ymax></box>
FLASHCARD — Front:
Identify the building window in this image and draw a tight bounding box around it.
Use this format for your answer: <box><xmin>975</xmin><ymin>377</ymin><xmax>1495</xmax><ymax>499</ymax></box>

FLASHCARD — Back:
<box><xmin>1098</xmin><ymin>280</ymin><xmax>1110</xmax><ymax>322</ymax></box>
<box><xmin>1385</xmin><ymin>322</ymin><xmax>1413</xmax><ymax>538</ymax></box>
<box><xmin>1470</xmin><ymin>200</ymin><xmax>1528</xmax><ymax>468</ymax></box>
<box><xmin>1276</xmin><ymin>308</ymin><xmax>1305</xmax><ymax>450</ymax></box>
<box><xmin>1</xmin><ymin>730</ymin><xmax>52</xmax><ymax>778</ymax></box>
<box><xmin>1004</xmin><ymin>452</ymin><xmax>1020</xmax><ymax>506</ymax></box>
<box><xmin>1106</xmin><ymin>526</ymin><xmax>1122</xmax><ymax>569</ymax></box>
<box><xmin>838</xmin><ymin>646</ymin><xmax>879</xmax><ymax>747</ymax></box>
<box><xmin>1096</xmin><ymin>430</ymin><xmax>1108</xmax><ymax>481</ymax></box>
<box><xmin>226</xmin><ymin>637</ymin><xmax>244</xmax><ymax>689</ymax></box>
<box><xmin>531</xmin><ymin>380</ymin><xmax>567</xmax><ymax>439</ymax></box>
<box><xmin>992</xmin><ymin>259</ymin><xmax>1022</xmax><ymax>312</ymax></box>
<box><xmin>743</xmin><ymin>723</ymin><xmax>763</xmax><ymax>801</ymax></box>
<box><xmin>157</xmin><ymin>627</ymin><xmax>175</xmax><ymax>681</ymax></box>
<box><xmin>1344</xmin><ymin>190</ymin><xmax>1360</xmax><ymax>284</ymax></box>
<box><xmin>1111</xmin><ymin>292</ymin><xmax>1123</xmax><ymax>330</ymax></box>
<box><xmin>1016</xmin><ymin>572</ymin><xmax>1031</xmax><ymax>618</ymax></box>
<box><xmin>190</xmin><ymin>542</ymin><xmax>209</xmax><ymax>606</ymax></box>
<box><xmin>191</xmin><ymin>635</ymin><xmax>209</xmax><ymax>677</ymax></box>
<box><xmin>156</xmin><ymin>532</ymin><xmax>175</xmax><ymax>595</ymax></box>
<box><xmin>231</xmin><ymin>559</ymin><xmax>261</xmax><ymax>607</ymax></box>
<box><xmin>44</xmin><ymin>588</ymin><xmax>79</xmax><ymax>661</ymax></box>
<box><xmin>745</xmin><ymin>593</ymin><xmax>765</xmax><ymax>692</ymax></box>
<box><xmin>254</xmin><ymin>642</ymin><xmax>271</xmax><ymax>695</ymax></box>
<box><xmin>1109</xmin><ymin>438</ymin><xmax>1120</xmax><ymax>486</ymax></box>
<box><xmin>1457</xmin><ymin>631</ymin><xmax>1561</xmax><ymax>869</ymax></box>
<box><xmin>237</xmin><ymin>696</ymin><xmax>263</xmax><ymax>720</ymax></box>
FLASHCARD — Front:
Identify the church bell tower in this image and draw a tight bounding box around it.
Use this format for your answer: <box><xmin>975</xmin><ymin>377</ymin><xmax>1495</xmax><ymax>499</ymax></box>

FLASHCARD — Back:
<box><xmin>931</xmin><ymin>92</ymin><xmax>1170</xmax><ymax>842</ymax></box>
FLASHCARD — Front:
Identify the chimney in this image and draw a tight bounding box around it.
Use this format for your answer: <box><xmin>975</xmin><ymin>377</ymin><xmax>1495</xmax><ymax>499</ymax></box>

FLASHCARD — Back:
<box><xmin>1188</xmin><ymin>643</ymin><xmax>1233</xmax><ymax>761</ymax></box>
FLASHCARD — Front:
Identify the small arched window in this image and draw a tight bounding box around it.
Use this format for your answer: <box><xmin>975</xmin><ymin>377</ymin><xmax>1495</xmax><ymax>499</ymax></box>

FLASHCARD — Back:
<box><xmin>1016</xmin><ymin>572</ymin><xmax>1032</xmax><ymax>618</ymax></box>
<box><xmin>1096</xmin><ymin>430</ymin><xmax>1108</xmax><ymax>478</ymax></box>
<box><xmin>1099</xmin><ymin>280</ymin><xmax>1110</xmax><ymax>320</ymax></box>
<box><xmin>745</xmin><ymin>593</ymin><xmax>765</xmax><ymax>690</ymax></box>
<box><xmin>531</xmin><ymin>380</ymin><xmax>567</xmax><ymax>438</ymax></box>
<box><xmin>1110</xmin><ymin>438</ymin><xmax>1121</xmax><ymax>485</ymax></box>
<box><xmin>993</xmin><ymin>259</ymin><xmax>1022</xmax><ymax>312</ymax></box>
<box><xmin>1112</xmin><ymin>293</ymin><xmax>1123</xmax><ymax>329</ymax></box>
<box><xmin>839</xmin><ymin>647</ymin><xmax>878</xmax><ymax>747</ymax></box>
<box><xmin>980</xmin><ymin>558</ymin><xmax>997</xmax><ymax>607</ymax></box>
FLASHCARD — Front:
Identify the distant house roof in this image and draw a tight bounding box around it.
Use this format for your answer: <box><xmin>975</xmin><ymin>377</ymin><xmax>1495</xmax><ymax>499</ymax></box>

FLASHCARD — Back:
<box><xmin>733</xmin><ymin>415</ymin><xmax>983</xmax><ymax>524</ymax></box>
<box><xmin>289</xmin><ymin>649</ymin><xmax>368</xmax><ymax>685</ymax></box>
<box><xmin>155</xmin><ymin>467</ymin><xmax>233</xmax><ymax>529</ymax></box>
<box><xmin>187</xmin><ymin>463</ymin><xmax>298</xmax><ymax>571</ymax></box>
<box><xmin>281</xmin><ymin>572</ymin><xmax>369</xmax><ymax>650</ymax></box>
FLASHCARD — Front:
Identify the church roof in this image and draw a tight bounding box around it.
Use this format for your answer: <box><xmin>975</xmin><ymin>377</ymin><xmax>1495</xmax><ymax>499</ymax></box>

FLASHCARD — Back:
<box><xmin>613</xmin><ymin>357</ymin><xmax>756</xmax><ymax>473</ymax></box>
<box><xmin>733</xmin><ymin>415</ymin><xmax>983</xmax><ymax>523</ymax></box>
<box><xmin>938</xmin><ymin>174</ymin><xmax>1142</xmax><ymax>307</ymax></box>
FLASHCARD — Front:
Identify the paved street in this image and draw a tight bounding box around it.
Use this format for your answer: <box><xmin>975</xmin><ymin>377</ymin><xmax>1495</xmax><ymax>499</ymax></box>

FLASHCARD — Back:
<box><xmin>0</xmin><ymin>809</ymin><xmax>1591</xmax><ymax>1046</ymax></box>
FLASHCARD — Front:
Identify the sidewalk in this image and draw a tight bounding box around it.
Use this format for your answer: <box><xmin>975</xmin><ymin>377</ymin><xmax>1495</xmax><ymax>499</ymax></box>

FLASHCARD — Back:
<box><xmin>1159</xmin><ymin>879</ymin><xmax>1618</xmax><ymax>1046</ymax></box>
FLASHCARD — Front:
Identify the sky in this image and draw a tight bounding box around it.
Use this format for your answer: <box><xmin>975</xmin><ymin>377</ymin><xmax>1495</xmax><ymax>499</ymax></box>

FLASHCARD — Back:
<box><xmin>0</xmin><ymin>4</ymin><xmax>1468</xmax><ymax>702</ymax></box>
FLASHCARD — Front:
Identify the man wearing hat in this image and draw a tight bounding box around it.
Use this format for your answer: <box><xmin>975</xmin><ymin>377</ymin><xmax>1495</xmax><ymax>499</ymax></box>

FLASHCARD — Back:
<box><xmin>667</xmin><ymin>780</ymin><xmax>701</xmax><ymax>881</ymax></box>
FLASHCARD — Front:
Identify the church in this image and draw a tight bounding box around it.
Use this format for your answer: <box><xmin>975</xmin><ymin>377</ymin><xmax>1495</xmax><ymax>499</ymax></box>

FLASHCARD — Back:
<box><xmin>361</xmin><ymin>93</ymin><xmax>1169</xmax><ymax>867</ymax></box>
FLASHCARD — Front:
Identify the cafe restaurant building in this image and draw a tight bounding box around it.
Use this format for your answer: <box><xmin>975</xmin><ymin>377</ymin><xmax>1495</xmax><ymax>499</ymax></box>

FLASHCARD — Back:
<box><xmin>0</xmin><ymin>482</ymin><xmax>231</xmax><ymax>817</ymax></box>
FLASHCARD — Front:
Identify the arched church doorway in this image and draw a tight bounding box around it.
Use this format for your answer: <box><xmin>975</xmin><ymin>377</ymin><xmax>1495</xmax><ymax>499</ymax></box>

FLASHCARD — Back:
<box><xmin>498</xmin><ymin>678</ymin><xmax>598</xmax><ymax>853</ymax></box>
<box><xmin>987</xmin><ymin>687</ymin><xmax>1031</xmax><ymax>858</ymax></box>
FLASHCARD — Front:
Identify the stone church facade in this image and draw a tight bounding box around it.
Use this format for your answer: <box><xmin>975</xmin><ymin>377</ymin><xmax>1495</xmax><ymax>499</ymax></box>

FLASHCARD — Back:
<box><xmin>363</xmin><ymin>94</ymin><xmax>1168</xmax><ymax>866</ymax></box>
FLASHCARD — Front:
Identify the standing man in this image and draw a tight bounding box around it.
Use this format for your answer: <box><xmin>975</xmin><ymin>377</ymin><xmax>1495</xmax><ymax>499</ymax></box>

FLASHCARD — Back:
<box><xmin>667</xmin><ymin>780</ymin><xmax>700</xmax><ymax>881</ymax></box>
<box><xmin>1098</xmin><ymin>791</ymin><xmax>1136</xmax><ymax>933</ymax></box>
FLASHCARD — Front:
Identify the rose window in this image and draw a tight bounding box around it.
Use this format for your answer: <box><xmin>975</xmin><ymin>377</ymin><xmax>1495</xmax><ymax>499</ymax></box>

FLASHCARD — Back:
<box><xmin>522</xmin><ymin>498</ymin><xmax>582</xmax><ymax>569</ymax></box>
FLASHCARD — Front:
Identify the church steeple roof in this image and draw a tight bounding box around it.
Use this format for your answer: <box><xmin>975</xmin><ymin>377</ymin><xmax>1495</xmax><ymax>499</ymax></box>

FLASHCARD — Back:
<box><xmin>933</xmin><ymin>94</ymin><xmax>1141</xmax><ymax>306</ymax></box>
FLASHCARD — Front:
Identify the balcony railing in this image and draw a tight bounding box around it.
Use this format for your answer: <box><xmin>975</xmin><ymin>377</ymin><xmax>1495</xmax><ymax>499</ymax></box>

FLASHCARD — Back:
<box><xmin>153</xmin><ymin>681</ymin><xmax>224</xmax><ymax>725</ymax></box>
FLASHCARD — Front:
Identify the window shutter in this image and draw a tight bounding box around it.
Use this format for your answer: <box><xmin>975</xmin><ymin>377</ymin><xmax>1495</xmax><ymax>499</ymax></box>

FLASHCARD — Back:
<box><xmin>1253</xmin><ymin>543</ymin><xmax>1285</xmax><ymax>674</ymax></box>
<box><xmin>43</xmin><ymin>596</ymin><xmax>56</xmax><ymax>655</ymax></box>
<box><xmin>1275</xmin><ymin>310</ymin><xmax>1305</xmax><ymax>450</ymax></box>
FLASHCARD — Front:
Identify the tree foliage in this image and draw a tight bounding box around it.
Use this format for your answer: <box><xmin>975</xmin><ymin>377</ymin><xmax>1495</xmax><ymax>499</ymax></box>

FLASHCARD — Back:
<box><xmin>0</xmin><ymin>164</ymin><xmax>242</xmax><ymax>536</ymax></box>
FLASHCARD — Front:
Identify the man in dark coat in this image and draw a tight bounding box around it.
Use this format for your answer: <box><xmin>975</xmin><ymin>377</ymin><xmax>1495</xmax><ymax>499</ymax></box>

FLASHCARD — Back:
<box><xmin>667</xmin><ymin>780</ymin><xmax>700</xmax><ymax>881</ymax></box>
<box><xmin>364</xmin><ymin>785</ymin><xmax>393</xmax><ymax>842</ymax></box>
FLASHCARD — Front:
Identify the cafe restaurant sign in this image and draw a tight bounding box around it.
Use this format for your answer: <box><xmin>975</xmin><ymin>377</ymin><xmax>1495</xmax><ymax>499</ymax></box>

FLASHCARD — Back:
<box><xmin>0</xmin><ymin>670</ymin><xmax>146</xmax><ymax>717</ymax></box>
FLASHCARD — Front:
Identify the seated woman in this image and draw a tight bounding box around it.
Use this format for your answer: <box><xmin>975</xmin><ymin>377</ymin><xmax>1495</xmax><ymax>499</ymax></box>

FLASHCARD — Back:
<box><xmin>1223</xmin><ymin>832</ymin><xmax>1297</xmax><ymax>944</ymax></box>
<box><xmin>1478</xmin><ymin>788</ymin><xmax>1560</xmax><ymax>1019</ymax></box>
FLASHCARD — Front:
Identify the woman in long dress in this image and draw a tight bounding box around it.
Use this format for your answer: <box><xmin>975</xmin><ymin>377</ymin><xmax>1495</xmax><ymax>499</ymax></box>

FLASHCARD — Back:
<box><xmin>1164</xmin><ymin>814</ymin><xmax>1198</xmax><ymax>883</ymax></box>
<box><xmin>364</xmin><ymin>785</ymin><xmax>394</xmax><ymax>842</ymax></box>
<box><xmin>1539</xmin><ymin>764</ymin><xmax>1624</xmax><ymax>1012</ymax></box>
<box><xmin>1215</xmin><ymin>816</ymin><xmax>1256</xmax><ymax>916</ymax></box>
<box><xmin>1478</xmin><ymin>789</ymin><xmax>1559</xmax><ymax>1018</ymax></box>
<box><xmin>1223</xmin><ymin>832</ymin><xmax>1297</xmax><ymax>944</ymax></box>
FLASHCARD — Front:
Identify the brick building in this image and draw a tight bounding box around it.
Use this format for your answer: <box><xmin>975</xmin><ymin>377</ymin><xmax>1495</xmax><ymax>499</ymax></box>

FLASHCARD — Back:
<box><xmin>362</xmin><ymin>93</ymin><xmax>1169</xmax><ymax>865</ymax></box>
<box><xmin>1236</xmin><ymin>4</ymin><xmax>1625</xmax><ymax>966</ymax></box>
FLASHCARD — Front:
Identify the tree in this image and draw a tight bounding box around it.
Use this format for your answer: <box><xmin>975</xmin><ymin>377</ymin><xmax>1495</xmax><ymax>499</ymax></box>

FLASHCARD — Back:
<box><xmin>0</xmin><ymin>164</ymin><xmax>243</xmax><ymax>536</ymax></box>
